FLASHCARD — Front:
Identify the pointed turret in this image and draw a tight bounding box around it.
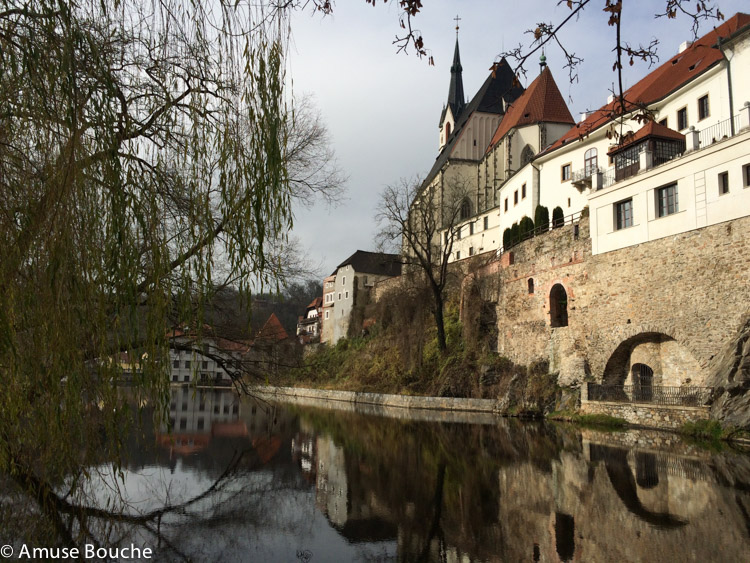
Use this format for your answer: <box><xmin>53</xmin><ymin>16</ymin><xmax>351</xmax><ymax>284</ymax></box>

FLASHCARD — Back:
<box><xmin>447</xmin><ymin>38</ymin><xmax>466</xmax><ymax>118</ymax></box>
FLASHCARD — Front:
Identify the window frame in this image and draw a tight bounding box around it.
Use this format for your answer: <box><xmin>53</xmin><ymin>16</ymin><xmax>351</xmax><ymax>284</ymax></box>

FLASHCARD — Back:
<box><xmin>697</xmin><ymin>94</ymin><xmax>710</xmax><ymax>121</ymax></box>
<box><xmin>718</xmin><ymin>171</ymin><xmax>729</xmax><ymax>195</ymax></box>
<box><xmin>743</xmin><ymin>164</ymin><xmax>750</xmax><ymax>188</ymax></box>
<box><xmin>677</xmin><ymin>106</ymin><xmax>688</xmax><ymax>131</ymax></box>
<box><xmin>655</xmin><ymin>183</ymin><xmax>679</xmax><ymax>218</ymax></box>
<box><xmin>514</xmin><ymin>190</ymin><xmax>518</xmax><ymax>205</ymax></box>
<box><xmin>504</xmin><ymin>198</ymin><xmax>508</xmax><ymax>212</ymax></box>
<box><xmin>521</xmin><ymin>183</ymin><xmax>527</xmax><ymax>200</ymax></box>
<box><xmin>614</xmin><ymin>198</ymin><xmax>634</xmax><ymax>230</ymax></box>
<box><xmin>483</xmin><ymin>216</ymin><xmax>489</xmax><ymax>230</ymax></box>
<box><xmin>561</xmin><ymin>163</ymin><xmax>571</xmax><ymax>182</ymax></box>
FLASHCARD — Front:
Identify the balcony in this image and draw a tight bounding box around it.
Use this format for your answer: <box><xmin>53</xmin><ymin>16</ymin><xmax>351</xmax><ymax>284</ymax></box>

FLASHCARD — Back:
<box><xmin>571</xmin><ymin>166</ymin><xmax>602</xmax><ymax>190</ymax></box>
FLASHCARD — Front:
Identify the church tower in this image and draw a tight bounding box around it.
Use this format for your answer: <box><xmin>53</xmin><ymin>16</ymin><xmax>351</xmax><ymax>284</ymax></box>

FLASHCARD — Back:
<box><xmin>439</xmin><ymin>30</ymin><xmax>465</xmax><ymax>149</ymax></box>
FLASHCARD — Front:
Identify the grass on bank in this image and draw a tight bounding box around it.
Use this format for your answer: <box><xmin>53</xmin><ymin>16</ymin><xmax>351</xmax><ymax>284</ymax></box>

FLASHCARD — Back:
<box><xmin>547</xmin><ymin>410</ymin><xmax>628</xmax><ymax>430</ymax></box>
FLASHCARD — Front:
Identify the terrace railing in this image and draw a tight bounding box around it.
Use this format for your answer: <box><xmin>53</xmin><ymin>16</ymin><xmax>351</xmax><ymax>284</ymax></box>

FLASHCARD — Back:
<box><xmin>698</xmin><ymin>114</ymin><xmax>741</xmax><ymax>148</ymax></box>
<box><xmin>497</xmin><ymin>210</ymin><xmax>583</xmax><ymax>256</ymax></box>
<box><xmin>587</xmin><ymin>383</ymin><xmax>713</xmax><ymax>407</ymax></box>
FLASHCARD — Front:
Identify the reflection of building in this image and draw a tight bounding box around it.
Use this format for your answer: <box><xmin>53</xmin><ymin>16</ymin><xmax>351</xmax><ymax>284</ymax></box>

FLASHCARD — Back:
<box><xmin>161</xmin><ymin>387</ymin><xmax>244</xmax><ymax>455</ymax></box>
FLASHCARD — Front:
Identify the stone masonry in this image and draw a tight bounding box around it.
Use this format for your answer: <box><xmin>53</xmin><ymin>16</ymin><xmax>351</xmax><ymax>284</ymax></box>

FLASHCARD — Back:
<box><xmin>471</xmin><ymin>214</ymin><xmax>750</xmax><ymax>388</ymax></box>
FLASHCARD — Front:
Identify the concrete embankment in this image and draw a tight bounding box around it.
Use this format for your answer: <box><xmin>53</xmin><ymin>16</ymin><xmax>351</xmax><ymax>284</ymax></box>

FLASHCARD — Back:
<box><xmin>251</xmin><ymin>385</ymin><xmax>501</xmax><ymax>424</ymax></box>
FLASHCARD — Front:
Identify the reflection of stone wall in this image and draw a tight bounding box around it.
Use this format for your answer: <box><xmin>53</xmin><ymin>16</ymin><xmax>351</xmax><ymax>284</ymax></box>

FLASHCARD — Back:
<box><xmin>496</xmin><ymin>443</ymin><xmax>750</xmax><ymax>563</ymax></box>
<box><xmin>478</xmin><ymin>215</ymin><xmax>750</xmax><ymax>386</ymax></box>
<box><xmin>581</xmin><ymin>401</ymin><xmax>710</xmax><ymax>429</ymax></box>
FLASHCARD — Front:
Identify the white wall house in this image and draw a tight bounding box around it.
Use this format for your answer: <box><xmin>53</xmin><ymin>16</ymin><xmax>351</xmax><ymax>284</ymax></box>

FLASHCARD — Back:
<box><xmin>431</xmin><ymin>12</ymin><xmax>750</xmax><ymax>262</ymax></box>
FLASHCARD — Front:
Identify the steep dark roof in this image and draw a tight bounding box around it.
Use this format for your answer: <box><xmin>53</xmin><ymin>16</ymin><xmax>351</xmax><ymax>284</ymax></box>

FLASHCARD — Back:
<box><xmin>487</xmin><ymin>66</ymin><xmax>575</xmax><ymax>153</ymax></box>
<box><xmin>544</xmin><ymin>12</ymin><xmax>750</xmax><ymax>155</ymax></box>
<box><xmin>334</xmin><ymin>250</ymin><xmax>402</xmax><ymax>277</ymax></box>
<box><xmin>446</xmin><ymin>38</ymin><xmax>466</xmax><ymax>120</ymax></box>
<box><xmin>424</xmin><ymin>58</ymin><xmax>524</xmax><ymax>191</ymax></box>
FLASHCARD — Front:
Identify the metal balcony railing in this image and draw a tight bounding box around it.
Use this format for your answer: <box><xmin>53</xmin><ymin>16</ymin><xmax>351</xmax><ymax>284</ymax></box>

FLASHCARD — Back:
<box><xmin>587</xmin><ymin>383</ymin><xmax>714</xmax><ymax>407</ymax></box>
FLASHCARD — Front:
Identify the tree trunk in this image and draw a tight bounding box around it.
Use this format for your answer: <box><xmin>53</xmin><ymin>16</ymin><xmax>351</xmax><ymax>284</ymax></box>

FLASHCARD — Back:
<box><xmin>433</xmin><ymin>288</ymin><xmax>447</xmax><ymax>352</ymax></box>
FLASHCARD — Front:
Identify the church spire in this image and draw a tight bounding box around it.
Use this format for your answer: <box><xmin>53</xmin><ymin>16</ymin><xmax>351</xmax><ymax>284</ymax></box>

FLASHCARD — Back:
<box><xmin>446</xmin><ymin>18</ymin><xmax>465</xmax><ymax>119</ymax></box>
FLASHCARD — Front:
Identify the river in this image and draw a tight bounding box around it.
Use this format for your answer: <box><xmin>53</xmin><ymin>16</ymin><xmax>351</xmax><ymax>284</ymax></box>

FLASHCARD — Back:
<box><xmin>5</xmin><ymin>387</ymin><xmax>750</xmax><ymax>562</ymax></box>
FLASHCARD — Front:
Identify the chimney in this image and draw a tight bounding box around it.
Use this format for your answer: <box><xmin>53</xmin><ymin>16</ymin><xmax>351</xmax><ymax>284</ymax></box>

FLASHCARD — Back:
<box><xmin>678</xmin><ymin>40</ymin><xmax>693</xmax><ymax>53</ymax></box>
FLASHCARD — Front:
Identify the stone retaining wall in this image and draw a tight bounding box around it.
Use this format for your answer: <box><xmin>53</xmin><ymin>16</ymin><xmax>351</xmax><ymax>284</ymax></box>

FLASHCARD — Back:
<box><xmin>252</xmin><ymin>385</ymin><xmax>499</xmax><ymax>413</ymax></box>
<box><xmin>580</xmin><ymin>400</ymin><xmax>710</xmax><ymax>429</ymax></box>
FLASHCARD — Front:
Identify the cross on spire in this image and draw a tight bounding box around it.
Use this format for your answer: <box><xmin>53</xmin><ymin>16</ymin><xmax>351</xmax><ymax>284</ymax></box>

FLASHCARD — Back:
<box><xmin>454</xmin><ymin>14</ymin><xmax>461</xmax><ymax>37</ymax></box>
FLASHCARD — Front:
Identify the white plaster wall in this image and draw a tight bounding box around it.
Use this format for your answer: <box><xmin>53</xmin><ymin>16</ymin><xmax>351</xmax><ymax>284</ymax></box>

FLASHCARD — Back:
<box><xmin>589</xmin><ymin>130</ymin><xmax>750</xmax><ymax>255</ymax></box>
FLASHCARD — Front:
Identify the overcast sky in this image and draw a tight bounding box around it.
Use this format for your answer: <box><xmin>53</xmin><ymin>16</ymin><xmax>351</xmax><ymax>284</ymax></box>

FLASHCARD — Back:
<box><xmin>284</xmin><ymin>1</ymin><xmax>745</xmax><ymax>278</ymax></box>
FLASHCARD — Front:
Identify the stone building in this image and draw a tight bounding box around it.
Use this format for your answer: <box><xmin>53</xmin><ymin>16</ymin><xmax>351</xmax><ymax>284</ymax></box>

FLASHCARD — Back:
<box><xmin>321</xmin><ymin>250</ymin><xmax>402</xmax><ymax>345</ymax></box>
<box><xmin>410</xmin><ymin>13</ymin><xmax>750</xmax><ymax>393</ymax></box>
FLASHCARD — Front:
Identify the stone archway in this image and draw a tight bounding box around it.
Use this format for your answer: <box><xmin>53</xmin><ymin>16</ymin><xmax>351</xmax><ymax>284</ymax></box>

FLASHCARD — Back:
<box><xmin>601</xmin><ymin>331</ymin><xmax>703</xmax><ymax>386</ymax></box>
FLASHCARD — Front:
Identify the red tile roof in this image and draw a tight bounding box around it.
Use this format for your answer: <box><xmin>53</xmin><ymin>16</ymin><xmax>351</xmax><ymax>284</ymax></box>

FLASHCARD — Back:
<box><xmin>487</xmin><ymin>67</ymin><xmax>575</xmax><ymax>153</ymax></box>
<box><xmin>255</xmin><ymin>313</ymin><xmax>289</xmax><ymax>342</ymax></box>
<box><xmin>545</xmin><ymin>12</ymin><xmax>750</xmax><ymax>154</ymax></box>
<box><xmin>607</xmin><ymin>121</ymin><xmax>686</xmax><ymax>155</ymax></box>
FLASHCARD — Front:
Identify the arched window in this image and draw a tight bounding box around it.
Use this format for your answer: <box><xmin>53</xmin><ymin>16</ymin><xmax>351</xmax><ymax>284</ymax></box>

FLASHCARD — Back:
<box><xmin>528</xmin><ymin>278</ymin><xmax>534</xmax><ymax>294</ymax></box>
<box><xmin>550</xmin><ymin>284</ymin><xmax>568</xmax><ymax>327</ymax></box>
<box><xmin>584</xmin><ymin>148</ymin><xmax>598</xmax><ymax>176</ymax></box>
<box><xmin>521</xmin><ymin>144</ymin><xmax>535</xmax><ymax>166</ymax></box>
<box><xmin>460</xmin><ymin>199</ymin><xmax>471</xmax><ymax>220</ymax></box>
<box><xmin>445</xmin><ymin>122</ymin><xmax>452</xmax><ymax>138</ymax></box>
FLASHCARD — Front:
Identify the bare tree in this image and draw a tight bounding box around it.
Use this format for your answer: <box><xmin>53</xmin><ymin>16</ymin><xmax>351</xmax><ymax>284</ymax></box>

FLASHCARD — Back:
<box><xmin>377</xmin><ymin>178</ymin><xmax>470</xmax><ymax>352</ymax></box>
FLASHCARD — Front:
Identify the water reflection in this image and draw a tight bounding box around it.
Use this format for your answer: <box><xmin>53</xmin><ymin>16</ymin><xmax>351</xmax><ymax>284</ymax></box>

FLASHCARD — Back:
<box><xmin>3</xmin><ymin>389</ymin><xmax>750</xmax><ymax>562</ymax></box>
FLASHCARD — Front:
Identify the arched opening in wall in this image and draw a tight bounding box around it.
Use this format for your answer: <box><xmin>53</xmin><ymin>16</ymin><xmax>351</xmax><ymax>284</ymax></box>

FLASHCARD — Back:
<box><xmin>549</xmin><ymin>284</ymin><xmax>568</xmax><ymax>327</ymax></box>
<box><xmin>521</xmin><ymin>144</ymin><xmax>535</xmax><ymax>166</ymax></box>
<box><xmin>445</xmin><ymin>122</ymin><xmax>451</xmax><ymax>138</ymax></box>
<box><xmin>584</xmin><ymin>147</ymin><xmax>598</xmax><ymax>176</ymax></box>
<box><xmin>555</xmin><ymin>512</ymin><xmax>575</xmax><ymax>562</ymax></box>
<box><xmin>528</xmin><ymin>278</ymin><xmax>534</xmax><ymax>294</ymax></box>
<box><xmin>601</xmin><ymin>332</ymin><xmax>703</xmax><ymax>389</ymax></box>
<box><xmin>631</xmin><ymin>363</ymin><xmax>654</xmax><ymax>401</ymax></box>
<box><xmin>460</xmin><ymin>198</ymin><xmax>471</xmax><ymax>220</ymax></box>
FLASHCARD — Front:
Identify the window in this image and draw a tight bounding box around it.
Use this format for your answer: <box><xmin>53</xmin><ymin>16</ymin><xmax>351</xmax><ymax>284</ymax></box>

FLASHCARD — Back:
<box><xmin>698</xmin><ymin>95</ymin><xmax>709</xmax><ymax>120</ymax></box>
<box><xmin>514</xmin><ymin>190</ymin><xmax>518</xmax><ymax>205</ymax></box>
<box><xmin>469</xmin><ymin>247</ymin><xmax>474</xmax><ymax>256</ymax></box>
<box><xmin>180</xmin><ymin>418</ymin><xmax>187</xmax><ymax>430</ymax></box>
<box><xmin>677</xmin><ymin>107</ymin><xmax>688</xmax><ymax>130</ymax></box>
<box><xmin>172</xmin><ymin>374</ymin><xmax>178</xmax><ymax>382</ymax></box>
<box><xmin>483</xmin><ymin>216</ymin><xmax>489</xmax><ymax>230</ymax></box>
<box><xmin>658</xmin><ymin>118</ymin><xmax>668</xmax><ymax>127</ymax></box>
<box><xmin>183</xmin><ymin>375</ymin><xmax>189</xmax><ymax>382</ymax></box>
<box><xmin>567</xmin><ymin>197</ymin><xmax>571</xmax><ymax>208</ymax></box>
<box><xmin>444</xmin><ymin>231</ymin><xmax>449</xmax><ymax>245</ymax></box>
<box><xmin>584</xmin><ymin>148</ymin><xmax>598</xmax><ymax>176</ymax></box>
<box><xmin>615</xmin><ymin>198</ymin><xmax>633</xmax><ymax>230</ymax></box>
<box><xmin>469</xmin><ymin>222</ymin><xmax>474</xmax><ymax>235</ymax></box>
<box><xmin>528</xmin><ymin>278</ymin><xmax>534</xmax><ymax>294</ymax></box>
<box><xmin>197</xmin><ymin>418</ymin><xmax>204</xmax><ymax>430</ymax></box>
<box><xmin>521</xmin><ymin>144</ymin><xmax>534</xmax><ymax>166</ymax></box>
<box><xmin>337</xmin><ymin>292</ymin><xmax>341</xmax><ymax>300</ymax></box>
<box><xmin>719</xmin><ymin>171</ymin><xmax>729</xmax><ymax>195</ymax></box>
<box><xmin>460</xmin><ymin>199</ymin><xmax>471</xmax><ymax>219</ymax></box>
<box><xmin>342</xmin><ymin>276</ymin><xmax>346</xmax><ymax>286</ymax></box>
<box><xmin>744</xmin><ymin>164</ymin><xmax>750</xmax><ymax>187</ymax></box>
<box><xmin>456</xmin><ymin>250</ymin><xmax>461</xmax><ymax>260</ymax></box>
<box><xmin>344</xmin><ymin>290</ymin><xmax>349</xmax><ymax>299</ymax></box>
<box><xmin>324</xmin><ymin>311</ymin><xmax>329</xmax><ymax>320</ymax></box>
<box><xmin>561</xmin><ymin>163</ymin><xmax>571</xmax><ymax>181</ymax></box>
<box><xmin>185</xmin><ymin>360</ymin><xmax>191</xmax><ymax>368</ymax></box>
<box><xmin>363</xmin><ymin>276</ymin><xmax>368</xmax><ymax>285</ymax></box>
<box><xmin>656</xmin><ymin>183</ymin><xmax>678</xmax><ymax>217</ymax></box>
<box><xmin>173</xmin><ymin>359</ymin><xmax>179</xmax><ymax>368</ymax></box>
<box><xmin>202</xmin><ymin>360</ymin><xmax>208</xmax><ymax>369</ymax></box>
<box><xmin>504</xmin><ymin>198</ymin><xmax>508</xmax><ymax>212</ymax></box>
<box><xmin>456</xmin><ymin>226</ymin><xmax>461</xmax><ymax>240</ymax></box>
<box><xmin>521</xmin><ymin>183</ymin><xmax>527</xmax><ymax>199</ymax></box>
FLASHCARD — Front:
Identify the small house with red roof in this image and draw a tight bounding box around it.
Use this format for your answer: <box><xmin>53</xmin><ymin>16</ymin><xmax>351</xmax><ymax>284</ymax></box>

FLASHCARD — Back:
<box><xmin>296</xmin><ymin>296</ymin><xmax>323</xmax><ymax>344</ymax></box>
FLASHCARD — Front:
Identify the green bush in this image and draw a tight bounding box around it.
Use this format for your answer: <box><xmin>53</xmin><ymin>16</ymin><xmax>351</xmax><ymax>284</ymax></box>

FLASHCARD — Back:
<box><xmin>519</xmin><ymin>215</ymin><xmax>534</xmax><ymax>239</ymax></box>
<box><xmin>552</xmin><ymin>206</ymin><xmax>564</xmax><ymax>228</ymax></box>
<box><xmin>534</xmin><ymin>205</ymin><xmax>550</xmax><ymax>231</ymax></box>
<box><xmin>502</xmin><ymin>227</ymin><xmax>512</xmax><ymax>249</ymax></box>
<box><xmin>680</xmin><ymin>419</ymin><xmax>723</xmax><ymax>440</ymax></box>
<box><xmin>510</xmin><ymin>222</ymin><xmax>520</xmax><ymax>245</ymax></box>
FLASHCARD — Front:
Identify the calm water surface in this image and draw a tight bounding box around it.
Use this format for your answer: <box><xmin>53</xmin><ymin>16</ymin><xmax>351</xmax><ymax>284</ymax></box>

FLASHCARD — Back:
<box><xmin>40</xmin><ymin>389</ymin><xmax>750</xmax><ymax>561</ymax></box>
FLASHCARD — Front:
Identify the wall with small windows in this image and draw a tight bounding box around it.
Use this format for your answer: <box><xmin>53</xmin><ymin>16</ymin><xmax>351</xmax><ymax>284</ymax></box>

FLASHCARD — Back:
<box><xmin>447</xmin><ymin>206</ymin><xmax>501</xmax><ymax>263</ymax></box>
<box><xmin>469</xmin><ymin>210</ymin><xmax>750</xmax><ymax>389</ymax></box>
<box><xmin>589</xmin><ymin>128</ymin><xmax>750</xmax><ymax>254</ymax></box>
